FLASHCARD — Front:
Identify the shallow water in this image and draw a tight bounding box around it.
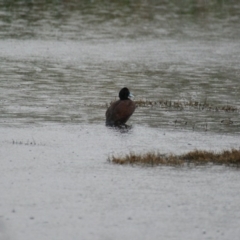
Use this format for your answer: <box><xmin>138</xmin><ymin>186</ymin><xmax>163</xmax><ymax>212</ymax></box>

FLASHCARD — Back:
<box><xmin>0</xmin><ymin>0</ymin><xmax>240</xmax><ymax>132</ymax></box>
<box><xmin>0</xmin><ymin>1</ymin><xmax>240</xmax><ymax>240</ymax></box>
<box><xmin>1</xmin><ymin>125</ymin><xmax>240</xmax><ymax>240</ymax></box>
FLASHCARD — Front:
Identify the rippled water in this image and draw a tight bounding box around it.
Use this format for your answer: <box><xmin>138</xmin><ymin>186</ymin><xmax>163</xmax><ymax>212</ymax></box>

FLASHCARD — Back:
<box><xmin>1</xmin><ymin>1</ymin><xmax>240</xmax><ymax>240</ymax></box>
<box><xmin>0</xmin><ymin>0</ymin><xmax>240</xmax><ymax>133</ymax></box>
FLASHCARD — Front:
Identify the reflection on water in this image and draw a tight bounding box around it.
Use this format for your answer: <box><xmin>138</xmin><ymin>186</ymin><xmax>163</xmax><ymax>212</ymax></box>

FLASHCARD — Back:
<box><xmin>0</xmin><ymin>0</ymin><xmax>240</xmax><ymax>133</ymax></box>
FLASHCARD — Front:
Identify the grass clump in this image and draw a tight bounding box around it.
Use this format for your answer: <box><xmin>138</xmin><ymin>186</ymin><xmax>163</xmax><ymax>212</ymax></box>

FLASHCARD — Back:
<box><xmin>182</xmin><ymin>149</ymin><xmax>240</xmax><ymax>166</ymax></box>
<box><xmin>110</xmin><ymin>152</ymin><xmax>184</xmax><ymax>166</ymax></box>
<box><xmin>109</xmin><ymin>149</ymin><xmax>240</xmax><ymax>167</ymax></box>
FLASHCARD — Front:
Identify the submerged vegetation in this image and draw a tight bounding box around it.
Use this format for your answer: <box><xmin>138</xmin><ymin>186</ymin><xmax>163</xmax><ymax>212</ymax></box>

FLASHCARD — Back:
<box><xmin>109</xmin><ymin>149</ymin><xmax>240</xmax><ymax>167</ymax></box>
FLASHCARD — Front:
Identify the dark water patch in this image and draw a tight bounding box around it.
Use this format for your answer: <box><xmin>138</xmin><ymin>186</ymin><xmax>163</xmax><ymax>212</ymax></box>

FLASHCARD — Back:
<box><xmin>1</xmin><ymin>0</ymin><xmax>240</xmax><ymax>40</ymax></box>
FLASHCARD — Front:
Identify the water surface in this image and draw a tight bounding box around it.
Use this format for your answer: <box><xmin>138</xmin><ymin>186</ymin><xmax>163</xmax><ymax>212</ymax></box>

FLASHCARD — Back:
<box><xmin>1</xmin><ymin>0</ymin><xmax>240</xmax><ymax>133</ymax></box>
<box><xmin>0</xmin><ymin>1</ymin><xmax>240</xmax><ymax>240</ymax></box>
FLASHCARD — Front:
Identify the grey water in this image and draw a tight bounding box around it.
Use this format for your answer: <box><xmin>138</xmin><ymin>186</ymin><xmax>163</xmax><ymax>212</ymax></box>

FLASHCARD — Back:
<box><xmin>0</xmin><ymin>0</ymin><xmax>240</xmax><ymax>133</ymax></box>
<box><xmin>1</xmin><ymin>1</ymin><xmax>240</xmax><ymax>240</ymax></box>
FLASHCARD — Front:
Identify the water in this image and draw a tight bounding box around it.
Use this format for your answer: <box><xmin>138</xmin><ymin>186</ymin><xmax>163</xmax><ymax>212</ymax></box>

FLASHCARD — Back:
<box><xmin>0</xmin><ymin>1</ymin><xmax>240</xmax><ymax>240</ymax></box>
<box><xmin>0</xmin><ymin>0</ymin><xmax>240</xmax><ymax>132</ymax></box>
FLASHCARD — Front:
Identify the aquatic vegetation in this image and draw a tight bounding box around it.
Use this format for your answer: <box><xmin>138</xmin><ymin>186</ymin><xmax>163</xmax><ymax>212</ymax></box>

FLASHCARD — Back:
<box><xmin>12</xmin><ymin>138</ymin><xmax>36</xmax><ymax>146</ymax></box>
<box><xmin>109</xmin><ymin>149</ymin><xmax>240</xmax><ymax>167</ymax></box>
<box><xmin>109</xmin><ymin>152</ymin><xmax>184</xmax><ymax>166</ymax></box>
<box><xmin>134</xmin><ymin>99</ymin><xmax>238</xmax><ymax>112</ymax></box>
<box><xmin>104</xmin><ymin>99</ymin><xmax>239</xmax><ymax>113</ymax></box>
<box><xmin>182</xmin><ymin>149</ymin><xmax>240</xmax><ymax>166</ymax></box>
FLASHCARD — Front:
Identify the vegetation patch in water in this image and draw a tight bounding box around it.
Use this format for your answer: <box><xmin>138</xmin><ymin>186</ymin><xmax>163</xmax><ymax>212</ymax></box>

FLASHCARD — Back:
<box><xmin>109</xmin><ymin>149</ymin><xmax>240</xmax><ymax>167</ymax></box>
<box><xmin>134</xmin><ymin>99</ymin><xmax>238</xmax><ymax>112</ymax></box>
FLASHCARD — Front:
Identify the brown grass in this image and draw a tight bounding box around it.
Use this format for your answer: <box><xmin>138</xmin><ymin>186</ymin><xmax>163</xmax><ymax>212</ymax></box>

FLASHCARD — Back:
<box><xmin>110</xmin><ymin>152</ymin><xmax>184</xmax><ymax>166</ymax></box>
<box><xmin>109</xmin><ymin>149</ymin><xmax>240</xmax><ymax>167</ymax></box>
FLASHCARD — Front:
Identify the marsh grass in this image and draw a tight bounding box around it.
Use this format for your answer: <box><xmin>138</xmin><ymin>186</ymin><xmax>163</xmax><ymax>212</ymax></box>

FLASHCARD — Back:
<box><xmin>102</xmin><ymin>99</ymin><xmax>238</xmax><ymax>112</ymax></box>
<box><xmin>134</xmin><ymin>99</ymin><xmax>238</xmax><ymax>112</ymax></box>
<box><xmin>109</xmin><ymin>149</ymin><xmax>240</xmax><ymax>167</ymax></box>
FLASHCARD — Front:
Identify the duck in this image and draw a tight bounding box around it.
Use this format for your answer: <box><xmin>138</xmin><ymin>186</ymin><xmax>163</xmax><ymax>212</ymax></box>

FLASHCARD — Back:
<box><xmin>106</xmin><ymin>87</ymin><xmax>136</xmax><ymax>127</ymax></box>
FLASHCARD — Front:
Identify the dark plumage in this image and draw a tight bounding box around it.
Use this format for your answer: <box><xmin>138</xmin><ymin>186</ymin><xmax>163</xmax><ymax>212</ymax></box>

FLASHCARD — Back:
<box><xmin>106</xmin><ymin>87</ymin><xmax>136</xmax><ymax>127</ymax></box>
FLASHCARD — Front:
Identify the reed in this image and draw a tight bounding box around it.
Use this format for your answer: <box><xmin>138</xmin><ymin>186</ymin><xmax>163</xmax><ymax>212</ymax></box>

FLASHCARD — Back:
<box><xmin>109</xmin><ymin>149</ymin><xmax>240</xmax><ymax>167</ymax></box>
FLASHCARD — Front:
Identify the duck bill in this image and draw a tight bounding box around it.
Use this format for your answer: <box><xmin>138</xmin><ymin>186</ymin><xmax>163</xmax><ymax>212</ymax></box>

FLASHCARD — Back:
<box><xmin>129</xmin><ymin>93</ymin><xmax>134</xmax><ymax>99</ymax></box>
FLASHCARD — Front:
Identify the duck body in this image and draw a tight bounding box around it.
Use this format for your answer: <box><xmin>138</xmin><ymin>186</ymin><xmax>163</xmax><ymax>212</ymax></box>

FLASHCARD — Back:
<box><xmin>106</xmin><ymin>88</ymin><xmax>136</xmax><ymax>127</ymax></box>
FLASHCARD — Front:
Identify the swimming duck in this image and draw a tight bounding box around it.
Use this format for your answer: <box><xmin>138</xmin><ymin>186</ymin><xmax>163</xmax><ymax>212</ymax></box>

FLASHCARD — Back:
<box><xmin>106</xmin><ymin>87</ymin><xmax>136</xmax><ymax>127</ymax></box>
